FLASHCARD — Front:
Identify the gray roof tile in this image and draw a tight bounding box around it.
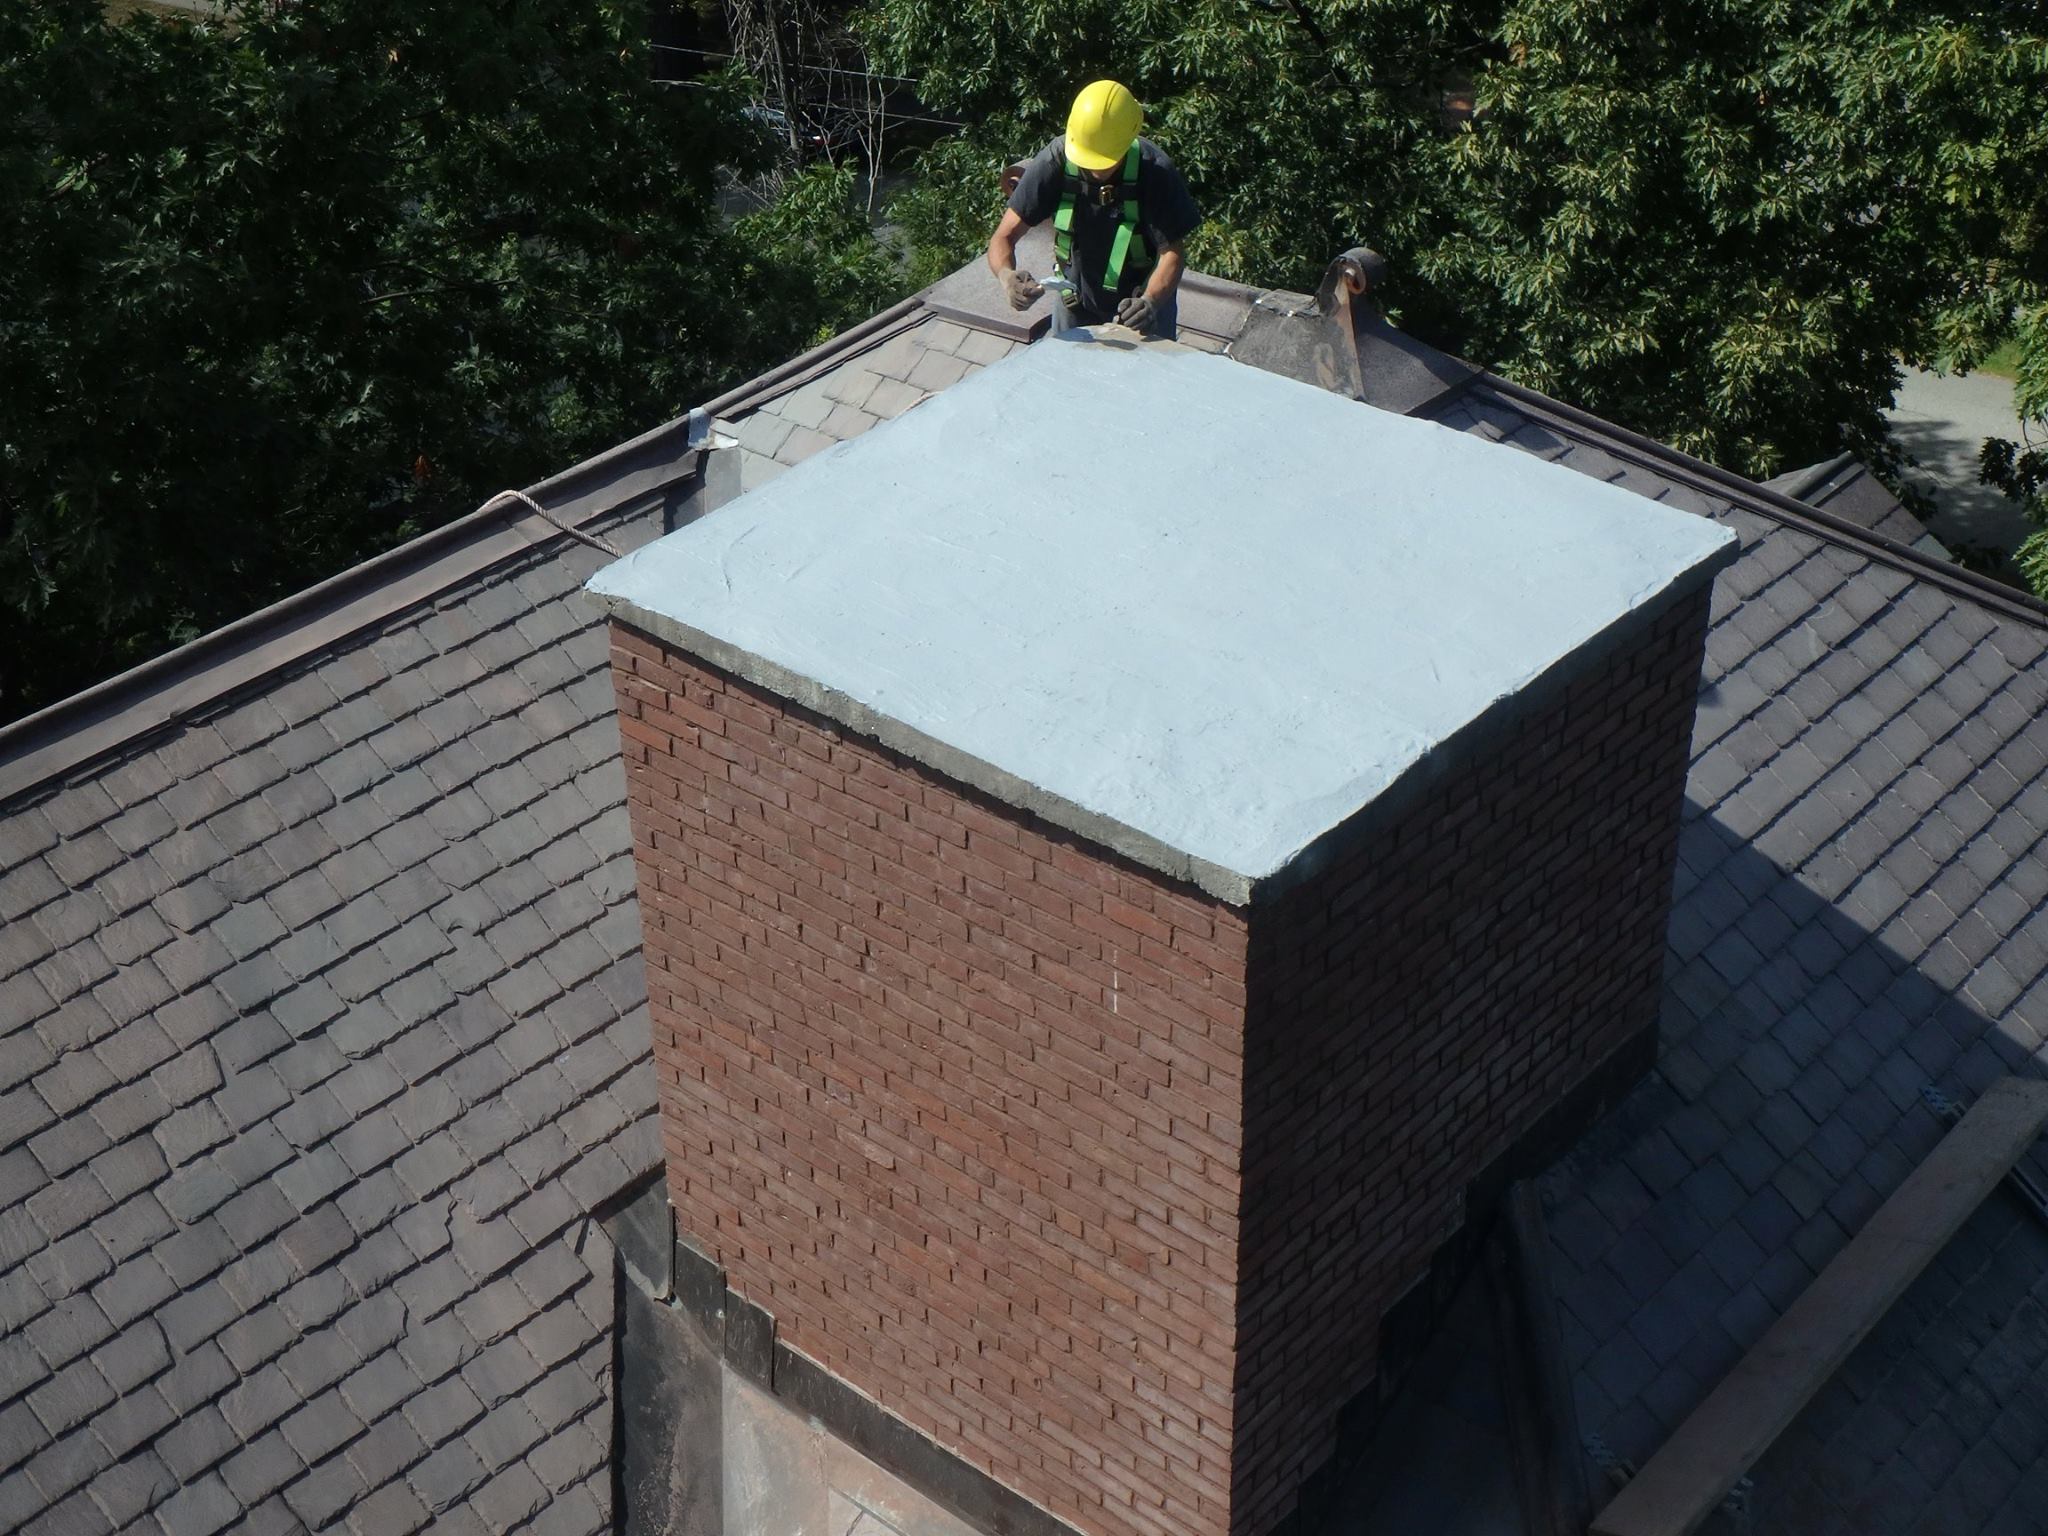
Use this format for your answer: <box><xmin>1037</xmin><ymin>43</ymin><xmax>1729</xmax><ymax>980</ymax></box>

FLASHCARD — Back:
<box><xmin>271</xmin><ymin>1144</ymin><xmax>347</xmax><ymax>1215</ymax></box>
<box><xmin>341</xmin><ymin>1413</ymin><xmax>425</xmax><ymax>1495</ymax></box>
<box><xmin>394</xmin><ymin>1303</ymin><xmax>483</xmax><ymax>1383</ymax></box>
<box><xmin>338</xmin><ymin>1349</ymin><xmax>423</xmax><ymax>1427</ymax></box>
<box><xmin>274</xmin><ymin>1271</ymin><xmax>350</xmax><ymax>1341</ymax></box>
<box><xmin>335</xmin><ymin>1172</ymin><xmax>406</xmax><ymax>1239</ymax></box>
<box><xmin>277</xmin><ymin>1390</ymin><xmax>364</xmax><ymax>1469</ymax></box>
<box><xmin>212</xmin><ymin>1066</ymin><xmax>289</xmax><ymax>1134</ymax></box>
<box><xmin>409</xmin><ymin>1437</ymin><xmax>489</xmax><ymax>1512</ymax></box>
<box><xmin>459</xmin><ymin>1333</ymin><xmax>546</xmax><ymax>1411</ymax></box>
<box><xmin>153</xmin><ymin>1409</ymin><xmax>241</xmax><ymax>1490</ymax></box>
<box><xmin>527</xmin><ymin>1412</ymin><xmax>606</xmax><ymax>1495</ymax></box>
<box><xmin>30</xmin><ymin>1053</ymin><xmax>112</xmax><ymax>1119</ymax></box>
<box><xmin>277</xmin><ymin>1328</ymin><xmax>362</xmax><ymax>1402</ymax></box>
<box><xmin>280</xmin><ymin>1454</ymin><xmax>369</xmax><ymax>1529</ymax></box>
<box><xmin>215</xmin><ymin>1300</ymin><xmax>295</xmax><ymax>1376</ymax></box>
<box><xmin>466</xmin><ymin>1398</ymin><xmax>546</xmax><ymax>1469</ymax></box>
<box><xmin>22</xmin><ymin>1172</ymin><xmax>110</xmax><ymax>1250</ymax></box>
<box><xmin>471</xmin><ymin>1459</ymin><xmax>549</xmax><ymax>1530</ymax></box>
<box><xmin>19</xmin><ymin>1430</ymin><xmax>101</xmax><ymax>1505</ymax></box>
<box><xmin>28</xmin><ymin>1114</ymin><xmax>110</xmax><ymax>1180</ymax></box>
<box><xmin>0</xmin><ymin>864</ymin><xmax>63</xmax><ymax>933</ymax></box>
<box><xmin>85</xmin><ymin>1447</ymin><xmax>175</xmax><ymax>1528</ymax></box>
<box><xmin>33</xmin><ymin>938</ymin><xmax>114</xmax><ymax>1005</ymax></box>
<box><xmin>534</xmin><ymin>1479</ymin><xmax>610</xmax><ymax>1536</ymax></box>
<box><xmin>152</xmin><ymin>1100</ymin><xmax>232</xmax><ymax>1169</ymax></box>
<box><xmin>348</xmin><ymin>1477</ymin><xmax>431</xmax><ymax>1536</ymax></box>
<box><xmin>520</xmin><ymin>1355</ymin><xmax>602</xmax><ymax>1436</ymax></box>
<box><xmin>157</xmin><ymin>1279</ymin><xmax>239</xmax><ymax>1356</ymax></box>
<box><xmin>279</xmin><ymin>1203</ymin><xmax>355</xmax><ymax>1276</ymax></box>
<box><xmin>217</xmin><ymin>1363</ymin><xmax>299</xmax><ymax>1445</ymax></box>
<box><xmin>158</xmin><ymin>1159</ymin><xmax>239</xmax><ymax>1226</ymax></box>
<box><xmin>218</xmin><ymin>1429</ymin><xmax>304</xmax><ymax>1510</ymax></box>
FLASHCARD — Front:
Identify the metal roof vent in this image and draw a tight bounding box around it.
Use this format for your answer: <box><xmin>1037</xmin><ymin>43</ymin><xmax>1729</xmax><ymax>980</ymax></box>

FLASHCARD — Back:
<box><xmin>1230</xmin><ymin>246</ymin><xmax>1477</xmax><ymax>416</ymax></box>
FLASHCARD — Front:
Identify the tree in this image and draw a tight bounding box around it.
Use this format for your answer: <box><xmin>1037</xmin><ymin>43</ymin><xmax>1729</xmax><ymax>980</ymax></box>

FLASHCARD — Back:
<box><xmin>866</xmin><ymin>0</ymin><xmax>2047</xmax><ymax>577</ymax></box>
<box><xmin>0</xmin><ymin>0</ymin><xmax>901</xmax><ymax>722</ymax></box>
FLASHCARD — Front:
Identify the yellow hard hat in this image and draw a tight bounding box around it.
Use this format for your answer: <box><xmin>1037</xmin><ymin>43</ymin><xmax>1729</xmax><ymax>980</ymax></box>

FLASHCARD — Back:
<box><xmin>1065</xmin><ymin>80</ymin><xmax>1143</xmax><ymax>171</ymax></box>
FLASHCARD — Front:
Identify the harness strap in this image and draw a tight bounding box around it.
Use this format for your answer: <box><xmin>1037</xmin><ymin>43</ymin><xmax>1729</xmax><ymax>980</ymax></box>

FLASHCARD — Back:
<box><xmin>1052</xmin><ymin>142</ymin><xmax>1149</xmax><ymax>296</ymax></box>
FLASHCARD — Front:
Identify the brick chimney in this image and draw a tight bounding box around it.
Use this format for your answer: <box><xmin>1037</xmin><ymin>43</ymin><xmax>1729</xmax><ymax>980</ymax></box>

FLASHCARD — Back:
<box><xmin>588</xmin><ymin>336</ymin><xmax>1736</xmax><ymax>1536</ymax></box>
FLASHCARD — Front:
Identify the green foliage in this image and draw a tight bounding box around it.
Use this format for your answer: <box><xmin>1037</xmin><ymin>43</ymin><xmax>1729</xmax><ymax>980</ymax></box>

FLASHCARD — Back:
<box><xmin>1977</xmin><ymin>338</ymin><xmax>2024</xmax><ymax>380</ymax></box>
<box><xmin>882</xmin><ymin>121</ymin><xmax>1022</xmax><ymax>291</ymax></box>
<box><xmin>869</xmin><ymin>0</ymin><xmax>2048</xmax><ymax>576</ymax></box>
<box><xmin>1984</xmin><ymin>304</ymin><xmax>2048</xmax><ymax>588</ymax></box>
<box><xmin>735</xmin><ymin>163</ymin><xmax>905</xmax><ymax>346</ymax></box>
<box><xmin>0</xmin><ymin>0</ymin><xmax>901</xmax><ymax>721</ymax></box>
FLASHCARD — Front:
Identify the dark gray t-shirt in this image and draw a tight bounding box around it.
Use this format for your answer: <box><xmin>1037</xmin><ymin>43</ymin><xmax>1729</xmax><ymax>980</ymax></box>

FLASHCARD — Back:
<box><xmin>1008</xmin><ymin>136</ymin><xmax>1200</xmax><ymax>321</ymax></box>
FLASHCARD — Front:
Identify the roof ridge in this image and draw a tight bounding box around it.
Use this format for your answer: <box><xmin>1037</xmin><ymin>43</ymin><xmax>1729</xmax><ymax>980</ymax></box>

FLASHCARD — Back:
<box><xmin>700</xmin><ymin>293</ymin><xmax>930</xmax><ymax>421</ymax></box>
<box><xmin>1764</xmin><ymin>450</ymin><xmax>1859</xmax><ymax>501</ymax></box>
<box><xmin>1480</xmin><ymin>374</ymin><xmax>2048</xmax><ymax>632</ymax></box>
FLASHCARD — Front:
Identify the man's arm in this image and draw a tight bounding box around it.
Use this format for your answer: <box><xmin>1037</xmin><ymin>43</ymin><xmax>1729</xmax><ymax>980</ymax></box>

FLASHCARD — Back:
<box><xmin>987</xmin><ymin>208</ymin><xmax>1031</xmax><ymax>280</ymax></box>
<box><xmin>987</xmin><ymin>208</ymin><xmax>1043</xmax><ymax>309</ymax></box>
<box><xmin>1144</xmin><ymin>242</ymin><xmax>1186</xmax><ymax>303</ymax></box>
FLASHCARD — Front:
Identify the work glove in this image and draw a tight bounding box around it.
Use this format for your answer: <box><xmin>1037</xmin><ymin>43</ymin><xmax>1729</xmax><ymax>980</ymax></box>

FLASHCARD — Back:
<box><xmin>1001</xmin><ymin>267</ymin><xmax>1043</xmax><ymax>310</ymax></box>
<box><xmin>1115</xmin><ymin>293</ymin><xmax>1158</xmax><ymax>334</ymax></box>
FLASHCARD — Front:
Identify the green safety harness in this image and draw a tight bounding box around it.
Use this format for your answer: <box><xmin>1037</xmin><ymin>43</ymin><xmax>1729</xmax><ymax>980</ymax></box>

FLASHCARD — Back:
<box><xmin>1052</xmin><ymin>142</ymin><xmax>1149</xmax><ymax>297</ymax></box>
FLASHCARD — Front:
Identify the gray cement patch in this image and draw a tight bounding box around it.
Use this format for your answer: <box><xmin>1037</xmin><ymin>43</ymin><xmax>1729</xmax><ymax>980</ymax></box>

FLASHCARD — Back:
<box><xmin>590</xmin><ymin>335</ymin><xmax>1735</xmax><ymax>899</ymax></box>
<box><xmin>723</xmin><ymin>1371</ymin><xmax>978</xmax><ymax>1536</ymax></box>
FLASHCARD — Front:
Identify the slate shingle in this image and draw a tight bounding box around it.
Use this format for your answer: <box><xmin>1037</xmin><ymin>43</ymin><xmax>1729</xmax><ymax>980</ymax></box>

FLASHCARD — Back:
<box><xmin>280</xmin><ymin>1455</ymin><xmax>369</xmax><ymax>1529</ymax></box>
<box><xmin>279</xmin><ymin>1203</ymin><xmax>356</xmax><ymax>1276</ymax></box>
<box><xmin>340</xmin><ymin>1415</ymin><xmax>427</xmax><ymax>1503</ymax></box>
<box><xmin>472</xmin><ymin>1459</ymin><xmax>550</xmax><ymax>1530</ymax></box>
<box><xmin>338</xmin><ymin>1349</ymin><xmax>424</xmax><ymax>1426</ymax></box>
<box><xmin>345</xmin><ymin>1477</ymin><xmax>432</xmax><ymax>1536</ymax></box>
<box><xmin>408</xmin><ymin>1437</ymin><xmax>488</xmax><ymax>1513</ymax></box>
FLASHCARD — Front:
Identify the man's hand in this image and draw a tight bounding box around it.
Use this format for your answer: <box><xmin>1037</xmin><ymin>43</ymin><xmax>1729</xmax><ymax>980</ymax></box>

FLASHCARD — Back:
<box><xmin>1000</xmin><ymin>268</ymin><xmax>1043</xmax><ymax>311</ymax></box>
<box><xmin>1115</xmin><ymin>293</ymin><xmax>1157</xmax><ymax>333</ymax></box>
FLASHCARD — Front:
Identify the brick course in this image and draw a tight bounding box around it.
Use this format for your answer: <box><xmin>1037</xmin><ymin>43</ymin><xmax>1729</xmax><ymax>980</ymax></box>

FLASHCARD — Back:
<box><xmin>1232</xmin><ymin>589</ymin><xmax>1713</xmax><ymax>1531</ymax></box>
<box><xmin>610</xmin><ymin>580</ymin><xmax>1711</xmax><ymax>1536</ymax></box>
<box><xmin>612</xmin><ymin>626</ymin><xmax>1248</xmax><ymax>1536</ymax></box>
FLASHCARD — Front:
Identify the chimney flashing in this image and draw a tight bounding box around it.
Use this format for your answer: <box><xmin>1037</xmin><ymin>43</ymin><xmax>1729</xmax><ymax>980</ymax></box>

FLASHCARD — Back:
<box><xmin>587</xmin><ymin>336</ymin><xmax>1737</xmax><ymax>904</ymax></box>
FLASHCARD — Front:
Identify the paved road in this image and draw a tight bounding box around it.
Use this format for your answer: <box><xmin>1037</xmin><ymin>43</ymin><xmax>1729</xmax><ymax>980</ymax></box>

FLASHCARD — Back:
<box><xmin>1887</xmin><ymin>366</ymin><xmax>2038</xmax><ymax>560</ymax></box>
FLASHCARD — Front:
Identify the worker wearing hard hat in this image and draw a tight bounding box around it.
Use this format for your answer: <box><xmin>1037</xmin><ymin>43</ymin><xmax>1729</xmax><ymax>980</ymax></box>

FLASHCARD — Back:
<box><xmin>988</xmin><ymin>80</ymin><xmax>1200</xmax><ymax>339</ymax></box>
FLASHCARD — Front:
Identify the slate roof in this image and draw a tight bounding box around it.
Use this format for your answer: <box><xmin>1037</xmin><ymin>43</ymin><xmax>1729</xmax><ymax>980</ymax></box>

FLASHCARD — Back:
<box><xmin>0</xmin><ymin>308</ymin><xmax>1021</xmax><ymax>1536</ymax></box>
<box><xmin>0</xmin><ymin>516</ymin><xmax>662</xmax><ymax>1535</ymax></box>
<box><xmin>720</xmin><ymin>317</ymin><xmax>1026</xmax><ymax>495</ymax></box>
<box><xmin>4</xmin><ymin>253</ymin><xmax>2047</xmax><ymax>1536</ymax></box>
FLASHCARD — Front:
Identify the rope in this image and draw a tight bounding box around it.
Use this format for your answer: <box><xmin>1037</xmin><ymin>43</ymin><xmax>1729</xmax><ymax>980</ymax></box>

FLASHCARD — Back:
<box><xmin>480</xmin><ymin>488</ymin><xmax>622</xmax><ymax>557</ymax></box>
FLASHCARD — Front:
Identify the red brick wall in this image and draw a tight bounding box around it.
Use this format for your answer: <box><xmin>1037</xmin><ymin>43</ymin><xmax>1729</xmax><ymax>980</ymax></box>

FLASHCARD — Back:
<box><xmin>1228</xmin><ymin>588</ymin><xmax>1714</xmax><ymax>1532</ymax></box>
<box><xmin>609</xmin><ymin>626</ymin><xmax>1250</xmax><ymax>1536</ymax></box>
<box><xmin>610</xmin><ymin>580</ymin><xmax>1711</xmax><ymax>1536</ymax></box>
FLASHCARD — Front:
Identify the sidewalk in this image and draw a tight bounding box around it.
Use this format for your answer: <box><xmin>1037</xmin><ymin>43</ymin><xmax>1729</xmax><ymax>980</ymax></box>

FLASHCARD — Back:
<box><xmin>1886</xmin><ymin>366</ymin><xmax>2037</xmax><ymax>560</ymax></box>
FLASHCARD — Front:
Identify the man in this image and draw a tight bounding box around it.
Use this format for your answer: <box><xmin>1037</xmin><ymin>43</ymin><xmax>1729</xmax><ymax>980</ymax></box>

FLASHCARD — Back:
<box><xmin>987</xmin><ymin>80</ymin><xmax>1200</xmax><ymax>340</ymax></box>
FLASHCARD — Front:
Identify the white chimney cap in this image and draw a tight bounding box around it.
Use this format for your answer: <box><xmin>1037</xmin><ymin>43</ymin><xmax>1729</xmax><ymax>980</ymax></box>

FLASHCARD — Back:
<box><xmin>588</xmin><ymin>336</ymin><xmax>1736</xmax><ymax>903</ymax></box>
